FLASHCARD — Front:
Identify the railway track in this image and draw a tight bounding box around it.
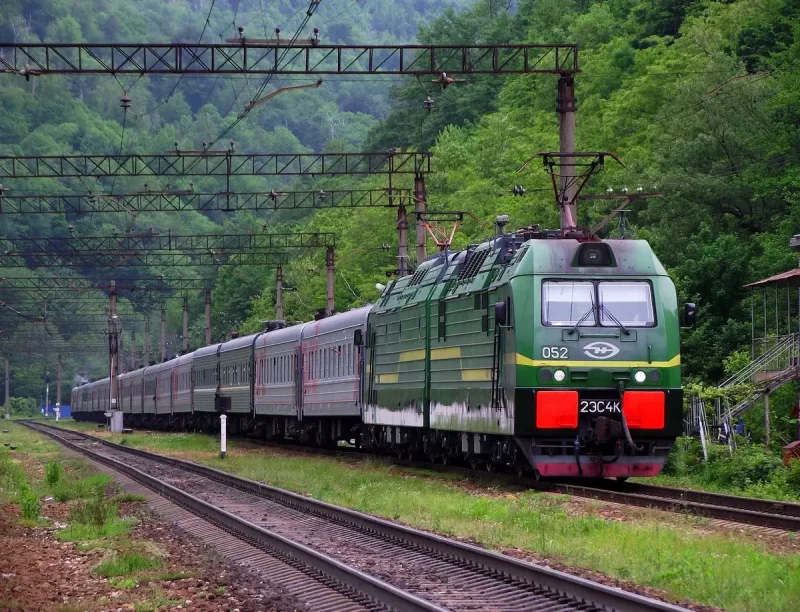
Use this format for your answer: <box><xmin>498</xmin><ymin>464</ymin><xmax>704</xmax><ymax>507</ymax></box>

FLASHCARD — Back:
<box><xmin>221</xmin><ymin>436</ymin><xmax>800</xmax><ymax>533</ymax></box>
<box><xmin>25</xmin><ymin>421</ymin><xmax>685</xmax><ymax>612</ymax></box>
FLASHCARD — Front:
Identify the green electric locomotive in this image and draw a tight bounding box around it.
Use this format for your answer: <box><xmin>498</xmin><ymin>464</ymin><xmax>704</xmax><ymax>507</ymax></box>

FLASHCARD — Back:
<box><xmin>363</xmin><ymin>226</ymin><xmax>685</xmax><ymax>477</ymax></box>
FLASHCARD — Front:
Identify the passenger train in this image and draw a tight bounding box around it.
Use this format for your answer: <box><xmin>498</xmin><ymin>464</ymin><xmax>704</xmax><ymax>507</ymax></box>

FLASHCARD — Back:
<box><xmin>73</xmin><ymin>227</ymin><xmax>688</xmax><ymax>479</ymax></box>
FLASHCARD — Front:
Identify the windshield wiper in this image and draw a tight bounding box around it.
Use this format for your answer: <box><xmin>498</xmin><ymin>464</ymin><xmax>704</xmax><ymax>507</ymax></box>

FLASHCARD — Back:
<box><xmin>600</xmin><ymin>305</ymin><xmax>630</xmax><ymax>336</ymax></box>
<box><xmin>568</xmin><ymin>308</ymin><xmax>595</xmax><ymax>336</ymax></box>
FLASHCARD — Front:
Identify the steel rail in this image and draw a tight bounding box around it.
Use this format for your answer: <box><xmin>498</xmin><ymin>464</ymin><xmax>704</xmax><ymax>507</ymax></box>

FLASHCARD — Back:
<box><xmin>23</xmin><ymin>422</ymin><xmax>446</xmax><ymax>612</ymax></box>
<box><xmin>28</xmin><ymin>421</ymin><xmax>686</xmax><ymax>612</ymax></box>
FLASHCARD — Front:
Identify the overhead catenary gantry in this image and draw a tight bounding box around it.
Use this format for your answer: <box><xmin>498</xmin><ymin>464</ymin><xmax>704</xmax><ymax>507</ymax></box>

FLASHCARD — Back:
<box><xmin>0</xmin><ymin>231</ymin><xmax>334</xmax><ymax>268</ymax></box>
<box><xmin>0</xmin><ymin>43</ymin><xmax>577</xmax><ymax>76</ymax></box>
<box><xmin>0</xmin><ymin>188</ymin><xmax>415</xmax><ymax>214</ymax></box>
<box><xmin>0</xmin><ymin>151</ymin><xmax>430</xmax><ymax>179</ymax></box>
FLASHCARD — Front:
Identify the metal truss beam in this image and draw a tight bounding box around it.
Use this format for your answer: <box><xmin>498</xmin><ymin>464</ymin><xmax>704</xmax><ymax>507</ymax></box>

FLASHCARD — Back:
<box><xmin>0</xmin><ymin>251</ymin><xmax>288</xmax><ymax>268</ymax></box>
<box><xmin>0</xmin><ymin>288</ymin><xmax>187</xmax><ymax>302</ymax></box>
<box><xmin>0</xmin><ymin>43</ymin><xmax>577</xmax><ymax>76</ymax></box>
<box><xmin>0</xmin><ymin>188</ymin><xmax>414</xmax><ymax>214</ymax></box>
<box><xmin>0</xmin><ymin>276</ymin><xmax>212</xmax><ymax>293</ymax></box>
<box><xmin>0</xmin><ymin>152</ymin><xmax>430</xmax><ymax>179</ymax></box>
<box><xmin>0</xmin><ymin>231</ymin><xmax>334</xmax><ymax>253</ymax></box>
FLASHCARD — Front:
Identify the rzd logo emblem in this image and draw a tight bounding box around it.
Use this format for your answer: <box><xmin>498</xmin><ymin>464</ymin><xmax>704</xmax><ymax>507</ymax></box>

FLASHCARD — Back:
<box><xmin>583</xmin><ymin>341</ymin><xmax>620</xmax><ymax>359</ymax></box>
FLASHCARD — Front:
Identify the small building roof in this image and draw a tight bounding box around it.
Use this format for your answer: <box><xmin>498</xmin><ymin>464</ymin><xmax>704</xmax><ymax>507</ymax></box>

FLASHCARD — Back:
<box><xmin>745</xmin><ymin>268</ymin><xmax>800</xmax><ymax>288</ymax></box>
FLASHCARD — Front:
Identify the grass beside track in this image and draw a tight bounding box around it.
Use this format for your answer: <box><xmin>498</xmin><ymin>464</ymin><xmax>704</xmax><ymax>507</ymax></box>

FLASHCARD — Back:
<box><xmin>54</xmin><ymin>420</ymin><xmax>800</xmax><ymax>611</ymax></box>
<box><xmin>0</xmin><ymin>421</ymin><xmax>197</xmax><ymax>610</ymax></box>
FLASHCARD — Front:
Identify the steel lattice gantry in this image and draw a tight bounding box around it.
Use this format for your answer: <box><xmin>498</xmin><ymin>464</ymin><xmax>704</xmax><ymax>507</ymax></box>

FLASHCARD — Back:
<box><xmin>0</xmin><ymin>43</ymin><xmax>578</xmax><ymax>76</ymax></box>
<box><xmin>0</xmin><ymin>232</ymin><xmax>334</xmax><ymax>268</ymax></box>
<box><xmin>0</xmin><ymin>188</ymin><xmax>415</xmax><ymax>214</ymax></box>
<box><xmin>0</xmin><ymin>276</ymin><xmax>213</xmax><ymax>294</ymax></box>
<box><xmin>0</xmin><ymin>152</ymin><xmax>430</xmax><ymax>179</ymax></box>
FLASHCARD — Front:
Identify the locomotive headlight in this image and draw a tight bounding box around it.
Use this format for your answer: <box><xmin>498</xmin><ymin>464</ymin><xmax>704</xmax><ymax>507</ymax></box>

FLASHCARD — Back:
<box><xmin>553</xmin><ymin>369</ymin><xmax>566</xmax><ymax>382</ymax></box>
<box><xmin>634</xmin><ymin>370</ymin><xmax>647</xmax><ymax>383</ymax></box>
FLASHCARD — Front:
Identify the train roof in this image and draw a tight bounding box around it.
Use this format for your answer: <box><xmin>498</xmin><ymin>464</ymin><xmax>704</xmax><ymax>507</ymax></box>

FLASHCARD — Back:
<box><xmin>522</xmin><ymin>239</ymin><xmax>668</xmax><ymax>276</ymax></box>
<box><xmin>194</xmin><ymin>343</ymin><xmax>221</xmax><ymax>359</ymax></box>
<box><xmin>255</xmin><ymin>322</ymin><xmax>307</xmax><ymax>347</ymax></box>
<box><xmin>220</xmin><ymin>332</ymin><xmax>260</xmax><ymax>353</ymax></box>
<box><xmin>301</xmin><ymin>305</ymin><xmax>371</xmax><ymax>338</ymax></box>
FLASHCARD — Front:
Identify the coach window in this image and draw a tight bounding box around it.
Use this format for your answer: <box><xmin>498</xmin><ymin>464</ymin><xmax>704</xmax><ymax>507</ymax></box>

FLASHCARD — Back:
<box><xmin>598</xmin><ymin>282</ymin><xmax>655</xmax><ymax>327</ymax></box>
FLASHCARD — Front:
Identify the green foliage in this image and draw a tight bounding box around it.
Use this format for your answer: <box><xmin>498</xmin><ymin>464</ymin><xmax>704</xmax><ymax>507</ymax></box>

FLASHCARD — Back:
<box><xmin>93</xmin><ymin>552</ymin><xmax>162</xmax><ymax>578</ymax></box>
<box><xmin>70</xmin><ymin>493</ymin><xmax>118</xmax><ymax>527</ymax></box>
<box><xmin>45</xmin><ymin>460</ymin><xmax>62</xmax><ymax>486</ymax></box>
<box><xmin>662</xmin><ymin>436</ymin><xmax>800</xmax><ymax>500</ymax></box>
<box><xmin>19</xmin><ymin>488</ymin><xmax>41</xmax><ymax>520</ymax></box>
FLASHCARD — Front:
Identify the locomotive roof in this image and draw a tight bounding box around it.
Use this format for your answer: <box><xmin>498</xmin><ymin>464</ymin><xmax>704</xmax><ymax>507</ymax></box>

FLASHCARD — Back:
<box><xmin>522</xmin><ymin>239</ymin><xmax>669</xmax><ymax>276</ymax></box>
<box><xmin>374</xmin><ymin>236</ymin><xmax>668</xmax><ymax>311</ymax></box>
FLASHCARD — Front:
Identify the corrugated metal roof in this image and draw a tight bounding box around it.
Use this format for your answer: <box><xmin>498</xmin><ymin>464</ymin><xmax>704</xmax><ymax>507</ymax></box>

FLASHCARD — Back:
<box><xmin>745</xmin><ymin>268</ymin><xmax>800</xmax><ymax>288</ymax></box>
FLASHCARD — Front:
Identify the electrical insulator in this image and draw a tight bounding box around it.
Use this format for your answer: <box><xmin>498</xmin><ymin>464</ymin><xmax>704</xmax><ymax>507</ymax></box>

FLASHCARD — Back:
<box><xmin>636</xmin><ymin>186</ymin><xmax>644</xmax><ymax>193</ymax></box>
<box><xmin>621</xmin><ymin>186</ymin><xmax>629</xmax><ymax>194</ymax></box>
<box><xmin>120</xmin><ymin>94</ymin><xmax>131</xmax><ymax>110</ymax></box>
<box><xmin>229</xmin><ymin>140</ymin><xmax>236</xmax><ymax>152</ymax></box>
<box><xmin>202</xmin><ymin>141</ymin><xmax>208</xmax><ymax>150</ymax></box>
<box><xmin>174</xmin><ymin>141</ymin><xmax>180</xmax><ymax>153</ymax></box>
<box><xmin>511</xmin><ymin>185</ymin><xmax>526</xmax><ymax>196</ymax></box>
<box><xmin>274</xmin><ymin>27</ymin><xmax>281</xmax><ymax>38</ymax></box>
<box><xmin>317</xmin><ymin>190</ymin><xmax>327</xmax><ymax>200</ymax></box>
<box><xmin>238</xmin><ymin>26</ymin><xmax>245</xmax><ymax>39</ymax></box>
<box><xmin>423</xmin><ymin>96</ymin><xmax>435</xmax><ymax>112</ymax></box>
<box><xmin>606</xmin><ymin>186</ymin><xmax>614</xmax><ymax>194</ymax></box>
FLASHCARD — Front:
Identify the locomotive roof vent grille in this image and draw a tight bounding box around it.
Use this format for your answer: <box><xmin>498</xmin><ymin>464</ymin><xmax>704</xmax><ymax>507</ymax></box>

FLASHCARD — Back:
<box><xmin>458</xmin><ymin>248</ymin><xmax>491</xmax><ymax>280</ymax></box>
<box><xmin>408</xmin><ymin>267</ymin><xmax>427</xmax><ymax>286</ymax></box>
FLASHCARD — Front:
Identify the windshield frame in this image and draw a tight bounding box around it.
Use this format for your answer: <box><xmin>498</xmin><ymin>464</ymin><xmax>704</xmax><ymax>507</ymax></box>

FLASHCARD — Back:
<box><xmin>541</xmin><ymin>278</ymin><xmax>657</xmax><ymax>328</ymax></box>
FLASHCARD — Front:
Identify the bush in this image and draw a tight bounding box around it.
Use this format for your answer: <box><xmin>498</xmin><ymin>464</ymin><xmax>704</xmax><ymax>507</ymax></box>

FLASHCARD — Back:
<box><xmin>785</xmin><ymin>459</ymin><xmax>800</xmax><ymax>494</ymax></box>
<box><xmin>70</xmin><ymin>494</ymin><xmax>118</xmax><ymax>527</ymax></box>
<box><xmin>45</xmin><ymin>461</ymin><xmax>63</xmax><ymax>486</ymax></box>
<box><xmin>20</xmin><ymin>489</ymin><xmax>40</xmax><ymax>520</ymax></box>
<box><xmin>703</xmin><ymin>444</ymin><xmax>783</xmax><ymax>489</ymax></box>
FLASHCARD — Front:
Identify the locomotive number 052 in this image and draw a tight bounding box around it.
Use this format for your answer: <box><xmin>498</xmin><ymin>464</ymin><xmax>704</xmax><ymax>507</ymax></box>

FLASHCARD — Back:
<box><xmin>542</xmin><ymin>346</ymin><xmax>568</xmax><ymax>359</ymax></box>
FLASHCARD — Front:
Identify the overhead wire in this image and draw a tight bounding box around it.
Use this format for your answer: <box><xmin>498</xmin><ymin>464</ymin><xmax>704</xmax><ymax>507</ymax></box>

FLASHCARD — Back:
<box><xmin>131</xmin><ymin>0</ymin><xmax>219</xmax><ymax>117</ymax></box>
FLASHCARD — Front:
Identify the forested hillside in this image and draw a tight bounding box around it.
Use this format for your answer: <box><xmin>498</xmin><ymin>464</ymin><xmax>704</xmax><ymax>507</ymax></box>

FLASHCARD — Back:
<box><xmin>1</xmin><ymin>0</ymin><xmax>799</xmax><ymax>411</ymax></box>
<box><xmin>0</xmin><ymin>0</ymin><xmax>476</xmax><ymax>395</ymax></box>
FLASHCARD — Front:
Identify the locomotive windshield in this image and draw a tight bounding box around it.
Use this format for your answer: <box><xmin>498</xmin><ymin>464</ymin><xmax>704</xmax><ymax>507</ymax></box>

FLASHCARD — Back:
<box><xmin>542</xmin><ymin>281</ymin><xmax>596</xmax><ymax>326</ymax></box>
<box><xmin>542</xmin><ymin>280</ymin><xmax>655</xmax><ymax>328</ymax></box>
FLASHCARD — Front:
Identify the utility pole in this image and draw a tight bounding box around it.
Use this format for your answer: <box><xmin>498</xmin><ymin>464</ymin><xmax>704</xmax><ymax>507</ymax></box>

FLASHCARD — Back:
<box><xmin>204</xmin><ymin>290</ymin><xmax>212</xmax><ymax>346</ymax></box>
<box><xmin>145</xmin><ymin>318</ymin><xmax>151</xmax><ymax>365</ymax></box>
<box><xmin>109</xmin><ymin>280</ymin><xmax>121</xmax><ymax>430</ymax></box>
<box><xmin>414</xmin><ymin>173</ymin><xmax>427</xmax><ymax>266</ymax></box>
<box><xmin>275</xmin><ymin>266</ymin><xmax>284</xmax><ymax>321</ymax></box>
<box><xmin>325</xmin><ymin>247</ymin><xmax>335</xmax><ymax>316</ymax></box>
<box><xmin>4</xmin><ymin>357</ymin><xmax>8</xmax><ymax>420</ymax></box>
<box><xmin>557</xmin><ymin>76</ymin><xmax>577</xmax><ymax>229</ymax></box>
<box><xmin>182</xmin><ymin>297</ymin><xmax>189</xmax><ymax>353</ymax></box>
<box><xmin>56</xmin><ymin>353</ymin><xmax>62</xmax><ymax>414</ymax></box>
<box><xmin>131</xmin><ymin>328</ymin><xmax>137</xmax><ymax>369</ymax></box>
<box><xmin>397</xmin><ymin>204</ymin><xmax>409</xmax><ymax>277</ymax></box>
<box><xmin>160</xmin><ymin>308</ymin><xmax>166</xmax><ymax>362</ymax></box>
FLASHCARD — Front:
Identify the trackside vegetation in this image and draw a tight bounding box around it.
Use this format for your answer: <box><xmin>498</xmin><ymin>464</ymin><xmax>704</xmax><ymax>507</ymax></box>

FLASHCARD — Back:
<box><xmin>53</xmin><ymin>422</ymin><xmax>800</xmax><ymax>612</ymax></box>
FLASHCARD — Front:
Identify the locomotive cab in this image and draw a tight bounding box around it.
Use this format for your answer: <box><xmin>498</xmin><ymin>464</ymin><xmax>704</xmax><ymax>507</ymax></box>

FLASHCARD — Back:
<box><xmin>510</xmin><ymin>239</ymin><xmax>683</xmax><ymax>478</ymax></box>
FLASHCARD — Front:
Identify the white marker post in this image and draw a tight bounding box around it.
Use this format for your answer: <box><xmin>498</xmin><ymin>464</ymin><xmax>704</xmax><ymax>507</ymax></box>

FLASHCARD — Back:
<box><xmin>55</xmin><ymin>403</ymin><xmax>60</xmax><ymax>423</ymax></box>
<box><xmin>220</xmin><ymin>414</ymin><xmax>227</xmax><ymax>459</ymax></box>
